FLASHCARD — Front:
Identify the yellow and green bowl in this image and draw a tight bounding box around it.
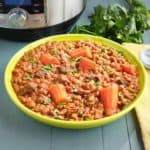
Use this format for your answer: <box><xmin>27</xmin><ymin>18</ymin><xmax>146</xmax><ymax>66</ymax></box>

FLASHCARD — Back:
<box><xmin>4</xmin><ymin>34</ymin><xmax>147</xmax><ymax>129</ymax></box>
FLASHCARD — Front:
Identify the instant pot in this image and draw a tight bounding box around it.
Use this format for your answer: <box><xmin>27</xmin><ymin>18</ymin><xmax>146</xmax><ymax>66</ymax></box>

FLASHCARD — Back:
<box><xmin>0</xmin><ymin>0</ymin><xmax>86</xmax><ymax>41</ymax></box>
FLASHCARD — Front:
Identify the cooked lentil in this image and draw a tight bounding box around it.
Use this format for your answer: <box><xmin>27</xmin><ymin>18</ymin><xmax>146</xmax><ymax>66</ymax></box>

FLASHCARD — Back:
<box><xmin>11</xmin><ymin>40</ymin><xmax>140</xmax><ymax>121</ymax></box>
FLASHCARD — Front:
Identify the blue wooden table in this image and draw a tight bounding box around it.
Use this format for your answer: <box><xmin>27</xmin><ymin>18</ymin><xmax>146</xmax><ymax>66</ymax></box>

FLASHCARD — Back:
<box><xmin>0</xmin><ymin>0</ymin><xmax>149</xmax><ymax>150</ymax></box>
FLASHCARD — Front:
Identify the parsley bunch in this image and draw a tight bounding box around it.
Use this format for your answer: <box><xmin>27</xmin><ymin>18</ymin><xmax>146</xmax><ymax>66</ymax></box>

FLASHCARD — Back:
<box><xmin>71</xmin><ymin>0</ymin><xmax>150</xmax><ymax>43</ymax></box>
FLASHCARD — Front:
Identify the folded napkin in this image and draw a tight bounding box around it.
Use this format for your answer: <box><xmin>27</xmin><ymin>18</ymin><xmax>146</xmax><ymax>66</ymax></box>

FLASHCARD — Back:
<box><xmin>123</xmin><ymin>43</ymin><xmax>150</xmax><ymax>150</ymax></box>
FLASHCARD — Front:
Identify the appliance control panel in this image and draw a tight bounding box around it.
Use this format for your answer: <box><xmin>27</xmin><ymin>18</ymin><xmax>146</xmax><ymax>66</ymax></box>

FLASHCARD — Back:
<box><xmin>0</xmin><ymin>0</ymin><xmax>46</xmax><ymax>28</ymax></box>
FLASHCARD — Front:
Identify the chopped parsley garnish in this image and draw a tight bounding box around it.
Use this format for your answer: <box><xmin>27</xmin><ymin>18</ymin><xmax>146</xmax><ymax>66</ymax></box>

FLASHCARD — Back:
<box><xmin>71</xmin><ymin>56</ymin><xmax>82</xmax><ymax>62</ymax></box>
<box><xmin>122</xmin><ymin>103</ymin><xmax>130</xmax><ymax>109</ymax></box>
<box><xmin>71</xmin><ymin>68</ymin><xmax>79</xmax><ymax>73</ymax></box>
<box><xmin>43</xmin><ymin>98</ymin><xmax>52</xmax><ymax>105</ymax></box>
<box><xmin>28</xmin><ymin>57</ymin><xmax>36</xmax><ymax>64</ymax></box>
<box><xmin>70</xmin><ymin>97</ymin><xmax>75</xmax><ymax>102</ymax></box>
<box><xmin>93</xmin><ymin>77</ymin><xmax>100</xmax><ymax>86</ymax></box>
<box><xmin>24</xmin><ymin>73</ymin><xmax>32</xmax><ymax>79</ymax></box>
<box><xmin>85</xmin><ymin>77</ymin><xmax>92</xmax><ymax>81</ymax></box>
<box><xmin>106</xmin><ymin>66</ymin><xmax>115</xmax><ymax>72</ymax></box>
<box><xmin>78</xmin><ymin>109</ymin><xmax>83</xmax><ymax>115</ymax></box>
<box><xmin>73</xmin><ymin>88</ymin><xmax>78</xmax><ymax>94</ymax></box>
<box><xmin>52</xmin><ymin>47</ymin><xmax>58</xmax><ymax>55</ymax></box>
<box><xmin>42</xmin><ymin>64</ymin><xmax>53</xmax><ymax>71</ymax></box>
<box><xmin>95</xmin><ymin>81</ymin><xmax>100</xmax><ymax>86</ymax></box>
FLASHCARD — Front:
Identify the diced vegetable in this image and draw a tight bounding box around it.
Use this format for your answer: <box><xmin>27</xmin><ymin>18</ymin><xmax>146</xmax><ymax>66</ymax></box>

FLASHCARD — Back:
<box><xmin>70</xmin><ymin>47</ymin><xmax>92</xmax><ymax>58</ymax></box>
<box><xmin>122</xmin><ymin>64</ymin><xmax>136</xmax><ymax>74</ymax></box>
<box><xmin>40</xmin><ymin>54</ymin><xmax>60</xmax><ymax>65</ymax></box>
<box><xmin>99</xmin><ymin>84</ymin><xmax>118</xmax><ymax>116</ymax></box>
<box><xmin>114</xmin><ymin>64</ymin><xmax>122</xmax><ymax>71</ymax></box>
<box><xmin>79</xmin><ymin>57</ymin><xmax>96</xmax><ymax>71</ymax></box>
<box><xmin>48</xmin><ymin>84</ymin><xmax>69</xmax><ymax>104</ymax></box>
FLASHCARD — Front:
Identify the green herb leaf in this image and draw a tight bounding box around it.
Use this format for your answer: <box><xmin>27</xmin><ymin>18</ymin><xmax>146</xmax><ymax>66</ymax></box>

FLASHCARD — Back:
<box><xmin>93</xmin><ymin>76</ymin><xmax>100</xmax><ymax>86</ymax></box>
<box><xmin>122</xmin><ymin>103</ymin><xmax>130</xmax><ymax>109</ymax></box>
<box><xmin>52</xmin><ymin>47</ymin><xmax>58</xmax><ymax>55</ymax></box>
<box><xmin>24</xmin><ymin>73</ymin><xmax>32</xmax><ymax>79</ymax></box>
<box><xmin>70</xmin><ymin>97</ymin><xmax>75</xmax><ymax>102</ymax></box>
<box><xmin>42</xmin><ymin>64</ymin><xmax>53</xmax><ymax>71</ymax></box>
<box><xmin>106</xmin><ymin>66</ymin><xmax>115</xmax><ymax>72</ymax></box>
<box><xmin>71</xmin><ymin>0</ymin><xmax>150</xmax><ymax>44</ymax></box>
<box><xmin>73</xmin><ymin>88</ymin><xmax>78</xmax><ymax>94</ymax></box>
<box><xmin>28</xmin><ymin>57</ymin><xmax>36</xmax><ymax>64</ymax></box>
<box><xmin>43</xmin><ymin>98</ymin><xmax>51</xmax><ymax>105</ymax></box>
<box><xmin>71</xmin><ymin>68</ymin><xmax>79</xmax><ymax>73</ymax></box>
<box><xmin>85</xmin><ymin>77</ymin><xmax>92</xmax><ymax>81</ymax></box>
<box><xmin>78</xmin><ymin>109</ymin><xmax>83</xmax><ymax>115</ymax></box>
<box><xmin>71</xmin><ymin>56</ymin><xmax>83</xmax><ymax>62</ymax></box>
<box><xmin>95</xmin><ymin>81</ymin><xmax>100</xmax><ymax>86</ymax></box>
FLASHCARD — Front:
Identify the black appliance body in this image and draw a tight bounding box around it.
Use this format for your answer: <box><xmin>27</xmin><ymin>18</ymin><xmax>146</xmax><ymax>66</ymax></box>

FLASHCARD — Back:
<box><xmin>0</xmin><ymin>0</ymin><xmax>86</xmax><ymax>41</ymax></box>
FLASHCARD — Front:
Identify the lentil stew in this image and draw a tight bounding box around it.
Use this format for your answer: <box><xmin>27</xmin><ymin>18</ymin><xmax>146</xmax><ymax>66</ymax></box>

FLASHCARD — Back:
<box><xmin>11</xmin><ymin>37</ymin><xmax>140</xmax><ymax>121</ymax></box>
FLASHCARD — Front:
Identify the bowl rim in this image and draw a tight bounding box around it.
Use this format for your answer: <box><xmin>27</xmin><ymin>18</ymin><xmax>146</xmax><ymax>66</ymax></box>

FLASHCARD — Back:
<box><xmin>4</xmin><ymin>34</ymin><xmax>147</xmax><ymax>129</ymax></box>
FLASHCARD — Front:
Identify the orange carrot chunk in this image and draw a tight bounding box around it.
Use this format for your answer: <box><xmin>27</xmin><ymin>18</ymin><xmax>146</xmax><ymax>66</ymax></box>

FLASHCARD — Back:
<box><xmin>79</xmin><ymin>57</ymin><xmax>96</xmax><ymax>71</ymax></box>
<box><xmin>122</xmin><ymin>64</ymin><xmax>136</xmax><ymax>75</ymax></box>
<box><xmin>48</xmin><ymin>84</ymin><xmax>69</xmax><ymax>104</ymax></box>
<box><xmin>70</xmin><ymin>47</ymin><xmax>92</xmax><ymax>58</ymax></box>
<box><xmin>40</xmin><ymin>54</ymin><xmax>60</xmax><ymax>65</ymax></box>
<box><xmin>99</xmin><ymin>84</ymin><xmax>118</xmax><ymax>116</ymax></box>
<box><xmin>114</xmin><ymin>64</ymin><xmax>122</xmax><ymax>71</ymax></box>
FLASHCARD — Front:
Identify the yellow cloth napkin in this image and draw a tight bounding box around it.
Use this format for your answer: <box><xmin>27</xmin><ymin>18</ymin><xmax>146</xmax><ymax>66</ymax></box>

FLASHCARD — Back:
<box><xmin>123</xmin><ymin>43</ymin><xmax>150</xmax><ymax>150</ymax></box>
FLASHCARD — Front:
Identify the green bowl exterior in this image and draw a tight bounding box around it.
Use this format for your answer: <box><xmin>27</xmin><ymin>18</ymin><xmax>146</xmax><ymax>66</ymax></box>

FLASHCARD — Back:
<box><xmin>4</xmin><ymin>34</ymin><xmax>147</xmax><ymax>129</ymax></box>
